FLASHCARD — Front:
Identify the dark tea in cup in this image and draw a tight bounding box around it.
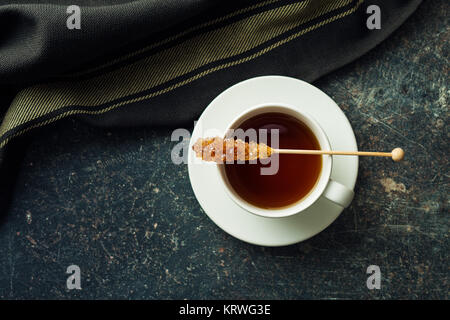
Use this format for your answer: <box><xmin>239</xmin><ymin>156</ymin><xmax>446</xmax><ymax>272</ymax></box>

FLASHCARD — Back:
<box><xmin>224</xmin><ymin>112</ymin><xmax>322</xmax><ymax>209</ymax></box>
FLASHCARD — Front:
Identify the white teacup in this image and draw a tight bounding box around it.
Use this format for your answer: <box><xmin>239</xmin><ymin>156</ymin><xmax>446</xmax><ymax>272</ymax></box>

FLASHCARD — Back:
<box><xmin>216</xmin><ymin>103</ymin><xmax>354</xmax><ymax>218</ymax></box>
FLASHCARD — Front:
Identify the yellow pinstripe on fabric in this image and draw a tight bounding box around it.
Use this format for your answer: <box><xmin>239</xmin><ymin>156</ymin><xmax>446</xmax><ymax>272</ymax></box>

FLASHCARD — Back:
<box><xmin>69</xmin><ymin>0</ymin><xmax>283</xmax><ymax>77</ymax></box>
<box><xmin>0</xmin><ymin>0</ymin><xmax>364</xmax><ymax>148</ymax></box>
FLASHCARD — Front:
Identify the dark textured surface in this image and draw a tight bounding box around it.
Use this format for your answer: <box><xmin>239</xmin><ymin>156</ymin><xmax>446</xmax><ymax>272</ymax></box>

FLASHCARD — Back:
<box><xmin>0</xmin><ymin>0</ymin><xmax>448</xmax><ymax>299</ymax></box>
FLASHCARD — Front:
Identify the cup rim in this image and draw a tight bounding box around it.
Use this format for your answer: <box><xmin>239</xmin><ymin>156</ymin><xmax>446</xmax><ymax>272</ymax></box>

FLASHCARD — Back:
<box><xmin>216</xmin><ymin>102</ymin><xmax>333</xmax><ymax>218</ymax></box>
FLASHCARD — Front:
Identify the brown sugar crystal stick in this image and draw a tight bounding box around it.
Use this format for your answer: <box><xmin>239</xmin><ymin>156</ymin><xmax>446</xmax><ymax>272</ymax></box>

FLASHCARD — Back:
<box><xmin>192</xmin><ymin>137</ymin><xmax>405</xmax><ymax>162</ymax></box>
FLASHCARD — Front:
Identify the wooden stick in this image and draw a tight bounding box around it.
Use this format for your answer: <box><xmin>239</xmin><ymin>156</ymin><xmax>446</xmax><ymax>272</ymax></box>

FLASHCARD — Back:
<box><xmin>274</xmin><ymin>147</ymin><xmax>405</xmax><ymax>162</ymax></box>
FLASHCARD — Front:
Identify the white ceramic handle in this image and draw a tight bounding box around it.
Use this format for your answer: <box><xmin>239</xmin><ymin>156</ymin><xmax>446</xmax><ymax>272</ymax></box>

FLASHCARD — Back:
<box><xmin>322</xmin><ymin>179</ymin><xmax>354</xmax><ymax>208</ymax></box>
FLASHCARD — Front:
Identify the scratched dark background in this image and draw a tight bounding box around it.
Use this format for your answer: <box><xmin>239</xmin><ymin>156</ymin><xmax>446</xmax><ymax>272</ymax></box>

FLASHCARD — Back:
<box><xmin>0</xmin><ymin>0</ymin><xmax>448</xmax><ymax>299</ymax></box>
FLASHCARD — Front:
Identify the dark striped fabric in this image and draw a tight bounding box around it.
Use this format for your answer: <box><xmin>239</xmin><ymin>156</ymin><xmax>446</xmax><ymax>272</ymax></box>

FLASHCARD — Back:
<box><xmin>0</xmin><ymin>0</ymin><xmax>422</xmax><ymax>149</ymax></box>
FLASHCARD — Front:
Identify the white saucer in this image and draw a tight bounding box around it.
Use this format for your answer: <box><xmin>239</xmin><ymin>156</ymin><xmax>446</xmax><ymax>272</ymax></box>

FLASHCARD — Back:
<box><xmin>188</xmin><ymin>76</ymin><xmax>358</xmax><ymax>246</ymax></box>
